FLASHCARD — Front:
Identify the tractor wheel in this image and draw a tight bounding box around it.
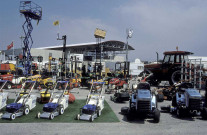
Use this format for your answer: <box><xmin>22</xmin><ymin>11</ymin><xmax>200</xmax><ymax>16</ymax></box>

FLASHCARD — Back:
<box><xmin>153</xmin><ymin>109</ymin><xmax>160</xmax><ymax>123</ymax></box>
<box><xmin>50</xmin><ymin>113</ymin><xmax>54</xmax><ymax>120</ymax></box>
<box><xmin>170</xmin><ymin>70</ymin><xmax>181</xmax><ymax>85</ymax></box>
<box><xmin>24</xmin><ymin>107</ymin><xmax>30</xmax><ymax>115</ymax></box>
<box><xmin>59</xmin><ymin>107</ymin><xmax>64</xmax><ymax>115</ymax></box>
<box><xmin>201</xmin><ymin>107</ymin><xmax>207</xmax><ymax>119</ymax></box>
<box><xmin>36</xmin><ymin>112</ymin><xmax>40</xmax><ymax>119</ymax></box>
<box><xmin>10</xmin><ymin>113</ymin><xmax>16</xmax><ymax>120</ymax></box>
<box><xmin>76</xmin><ymin>114</ymin><xmax>80</xmax><ymax>120</ymax></box>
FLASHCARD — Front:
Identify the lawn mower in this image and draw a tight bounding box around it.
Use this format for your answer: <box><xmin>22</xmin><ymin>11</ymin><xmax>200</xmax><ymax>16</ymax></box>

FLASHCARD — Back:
<box><xmin>36</xmin><ymin>81</ymin><xmax>69</xmax><ymax>120</ymax></box>
<box><xmin>0</xmin><ymin>80</ymin><xmax>9</xmax><ymax>113</ymax></box>
<box><xmin>106</xmin><ymin>78</ymin><xmax>128</xmax><ymax>94</ymax></box>
<box><xmin>161</xmin><ymin>82</ymin><xmax>207</xmax><ymax>119</ymax></box>
<box><xmin>37</xmin><ymin>82</ymin><xmax>55</xmax><ymax>104</ymax></box>
<box><xmin>2</xmin><ymin>81</ymin><xmax>37</xmax><ymax>120</ymax></box>
<box><xmin>121</xmin><ymin>82</ymin><xmax>160</xmax><ymax>123</ymax></box>
<box><xmin>76</xmin><ymin>81</ymin><xmax>105</xmax><ymax>122</ymax></box>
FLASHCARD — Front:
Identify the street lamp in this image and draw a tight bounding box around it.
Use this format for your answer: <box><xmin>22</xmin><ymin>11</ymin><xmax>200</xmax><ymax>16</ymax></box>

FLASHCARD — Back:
<box><xmin>126</xmin><ymin>28</ymin><xmax>133</xmax><ymax>62</ymax></box>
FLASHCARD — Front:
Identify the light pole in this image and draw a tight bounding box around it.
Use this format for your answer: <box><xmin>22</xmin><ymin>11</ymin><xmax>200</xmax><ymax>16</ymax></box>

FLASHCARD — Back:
<box><xmin>126</xmin><ymin>28</ymin><xmax>133</xmax><ymax>77</ymax></box>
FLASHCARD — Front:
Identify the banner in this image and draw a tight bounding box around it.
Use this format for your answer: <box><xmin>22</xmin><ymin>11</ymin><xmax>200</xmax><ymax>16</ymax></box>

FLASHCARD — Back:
<box><xmin>53</xmin><ymin>20</ymin><xmax>59</xmax><ymax>26</ymax></box>
<box><xmin>7</xmin><ymin>42</ymin><xmax>13</xmax><ymax>50</ymax></box>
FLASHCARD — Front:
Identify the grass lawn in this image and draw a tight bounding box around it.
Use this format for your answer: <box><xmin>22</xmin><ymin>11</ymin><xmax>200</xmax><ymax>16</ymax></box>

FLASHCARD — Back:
<box><xmin>0</xmin><ymin>99</ymin><xmax>119</xmax><ymax>123</ymax></box>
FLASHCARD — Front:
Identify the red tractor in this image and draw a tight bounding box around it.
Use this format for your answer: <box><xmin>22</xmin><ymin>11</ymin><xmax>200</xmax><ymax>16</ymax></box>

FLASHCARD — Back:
<box><xmin>144</xmin><ymin>51</ymin><xmax>193</xmax><ymax>86</ymax></box>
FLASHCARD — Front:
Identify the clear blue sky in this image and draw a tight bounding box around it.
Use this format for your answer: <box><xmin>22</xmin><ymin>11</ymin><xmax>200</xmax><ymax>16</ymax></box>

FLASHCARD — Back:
<box><xmin>1</xmin><ymin>0</ymin><xmax>207</xmax><ymax>61</ymax></box>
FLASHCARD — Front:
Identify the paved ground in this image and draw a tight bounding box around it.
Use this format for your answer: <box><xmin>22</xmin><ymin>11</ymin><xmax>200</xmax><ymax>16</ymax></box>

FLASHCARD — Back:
<box><xmin>0</xmin><ymin>87</ymin><xmax>207</xmax><ymax>135</ymax></box>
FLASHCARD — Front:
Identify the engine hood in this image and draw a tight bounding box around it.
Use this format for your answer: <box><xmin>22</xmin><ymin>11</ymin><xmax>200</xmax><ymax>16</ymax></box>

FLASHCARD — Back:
<box><xmin>144</xmin><ymin>63</ymin><xmax>162</xmax><ymax>69</ymax></box>
<box><xmin>185</xmin><ymin>89</ymin><xmax>201</xmax><ymax>99</ymax></box>
<box><xmin>137</xmin><ymin>89</ymin><xmax>151</xmax><ymax>101</ymax></box>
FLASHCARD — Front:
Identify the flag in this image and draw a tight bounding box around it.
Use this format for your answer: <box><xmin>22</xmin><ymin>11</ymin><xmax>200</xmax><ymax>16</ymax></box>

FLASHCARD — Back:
<box><xmin>53</xmin><ymin>20</ymin><xmax>59</xmax><ymax>26</ymax></box>
<box><xmin>7</xmin><ymin>42</ymin><xmax>13</xmax><ymax>50</ymax></box>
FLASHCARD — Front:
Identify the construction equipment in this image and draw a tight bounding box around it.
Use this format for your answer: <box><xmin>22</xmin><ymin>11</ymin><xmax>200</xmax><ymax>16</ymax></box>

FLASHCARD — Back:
<box><xmin>76</xmin><ymin>81</ymin><xmax>105</xmax><ymax>122</ymax></box>
<box><xmin>2</xmin><ymin>81</ymin><xmax>37</xmax><ymax>120</ymax></box>
<box><xmin>36</xmin><ymin>81</ymin><xmax>69</xmax><ymax>120</ymax></box>
<box><xmin>121</xmin><ymin>82</ymin><xmax>160</xmax><ymax>123</ymax></box>
<box><xmin>20</xmin><ymin>1</ymin><xmax>42</xmax><ymax>76</ymax></box>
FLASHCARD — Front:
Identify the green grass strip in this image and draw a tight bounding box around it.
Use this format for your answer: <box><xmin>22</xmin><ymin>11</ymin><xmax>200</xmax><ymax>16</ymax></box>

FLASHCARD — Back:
<box><xmin>0</xmin><ymin>99</ymin><xmax>119</xmax><ymax>123</ymax></box>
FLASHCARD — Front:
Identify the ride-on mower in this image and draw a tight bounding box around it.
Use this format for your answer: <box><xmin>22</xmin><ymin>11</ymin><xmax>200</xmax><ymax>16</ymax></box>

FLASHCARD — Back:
<box><xmin>37</xmin><ymin>81</ymin><xmax>69</xmax><ymax>120</ymax></box>
<box><xmin>2</xmin><ymin>81</ymin><xmax>37</xmax><ymax>120</ymax></box>
<box><xmin>161</xmin><ymin>82</ymin><xmax>207</xmax><ymax>119</ymax></box>
<box><xmin>76</xmin><ymin>81</ymin><xmax>105</xmax><ymax>122</ymax></box>
<box><xmin>110</xmin><ymin>86</ymin><xmax>130</xmax><ymax>102</ymax></box>
<box><xmin>121</xmin><ymin>82</ymin><xmax>160</xmax><ymax>123</ymax></box>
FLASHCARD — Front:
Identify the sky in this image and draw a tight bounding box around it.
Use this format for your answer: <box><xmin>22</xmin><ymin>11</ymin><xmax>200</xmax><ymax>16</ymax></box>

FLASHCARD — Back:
<box><xmin>1</xmin><ymin>0</ymin><xmax>207</xmax><ymax>62</ymax></box>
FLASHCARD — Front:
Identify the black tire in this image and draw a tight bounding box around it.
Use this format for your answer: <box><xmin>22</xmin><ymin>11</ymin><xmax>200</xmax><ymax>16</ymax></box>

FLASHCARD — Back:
<box><xmin>202</xmin><ymin>107</ymin><xmax>207</xmax><ymax>119</ymax></box>
<box><xmin>172</xmin><ymin>96</ymin><xmax>177</xmax><ymax>107</ymax></box>
<box><xmin>121</xmin><ymin>107</ymin><xmax>129</xmax><ymax>115</ymax></box>
<box><xmin>176</xmin><ymin>108</ymin><xmax>184</xmax><ymax>118</ymax></box>
<box><xmin>89</xmin><ymin>115</ymin><xmax>93</xmax><ymax>122</ymax></box>
<box><xmin>170</xmin><ymin>70</ymin><xmax>181</xmax><ymax>85</ymax></box>
<box><xmin>154</xmin><ymin>109</ymin><xmax>160</xmax><ymax>123</ymax></box>
<box><xmin>157</xmin><ymin>94</ymin><xmax>164</xmax><ymax>102</ymax></box>
<box><xmin>6</xmin><ymin>83</ymin><xmax>12</xmax><ymax>90</ymax></box>
<box><xmin>76</xmin><ymin>114</ymin><xmax>80</xmax><ymax>120</ymax></box>
<box><xmin>36</xmin><ymin>112</ymin><xmax>40</xmax><ymax>119</ymax></box>
<box><xmin>126</xmin><ymin>109</ymin><xmax>134</xmax><ymax>121</ymax></box>
<box><xmin>10</xmin><ymin>113</ymin><xmax>16</xmax><ymax>120</ymax></box>
<box><xmin>24</xmin><ymin>106</ymin><xmax>30</xmax><ymax>115</ymax></box>
<box><xmin>59</xmin><ymin>107</ymin><xmax>64</xmax><ymax>115</ymax></box>
<box><xmin>50</xmin><ymin>113</ymin><xmax>54</xmax><ymax>120</ymax></box>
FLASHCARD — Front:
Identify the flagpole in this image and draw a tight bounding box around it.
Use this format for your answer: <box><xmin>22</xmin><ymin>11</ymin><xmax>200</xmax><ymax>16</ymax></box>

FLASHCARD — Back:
<box><xmin>13</xmin><ymin>41</ymin><xmax>14</xmax><ymax>61</ymax></box>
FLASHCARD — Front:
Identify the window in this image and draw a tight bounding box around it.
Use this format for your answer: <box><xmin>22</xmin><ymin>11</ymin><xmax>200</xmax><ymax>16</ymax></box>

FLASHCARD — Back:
<box><xmin>163</xmin><ymin>55</ymin><xmax>170</xmax><ymax>63</ymax></box>
<box><xmin>169</xmin><ymin>55</ymin><xmax>174</xmax><ymax>63</ymax></box>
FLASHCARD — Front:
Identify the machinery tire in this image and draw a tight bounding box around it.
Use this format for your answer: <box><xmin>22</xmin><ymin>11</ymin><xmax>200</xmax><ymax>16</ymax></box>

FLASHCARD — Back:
<box><xmin>172</xmin><ymin>96</ymin><xmax>177</xmax><ymax>107</ymax></box>
<box><xmin>89</xmin><ymin>115</ymin><xmax>93</xmax><ymax>122</ymax></box>
<box><xmin>50</xmin><ymin>113</ymin><xmax>54</xmax><ymax>120</ymax></box>
<box><xmin>170</xmin><ymin>70</ymin><xmax>181</xmax><ymax>85</ymax></box>
<box><xmin>36</xmin><ymin>112</ymin><xmax>40</xmax><ymax>119</ymax></box>
<box><xmin>7</xmin><ymin>84</ymin><xmax>12</xmax><ymax>90</ymax></box>
<box><xmin>126</xmin><ymin>109</ymin><xmax>134</xmax><ymax>121</ymax></box>
<box><xmin>97</xmin><ymin>109</ymin><xmax>101</xmax><ymax>117</ymax></box>
<box><xmin>76</xmin><ymin>114</ymin><xmax>80</xmax><ymax>120</ymax></box>
<box><xmin>202</xmin><ymin>107</ymin><xmax>207</xmax><ymax>119</ymax></box>
<box><xmin>157</xmin><ymin>94</ymin><xmax>164</xmax><ymax>102</ymax></box>
<box><xmin>177</xmin><ymin>108</ymin><xmax>184</xmax><ymax>118</ymax></box>
<box><xmin>154</xmin><ymin>109</ymin><xmax>160</xmax><ymax>123</ymax></box>
<box><xmin>121</xmin><ymin>107</ymin><xmax>129</xmax><ymax>115</ymax></box>
<box><xmin>10</xmin><ymin>113</ymin><xmax>16</xmax><ymax>120</ymax></box>
<box><xmin>24</xmin><ymin>107</ymin><xmax>30</xmax><ymax>115</ymax></box>
<box><xmin>110</xmin><ymin>96</ymin><xmax>113</xmax><ymax>101</ymax></box>
<box><xmin>59</xmin><ymin>107</ymin><xmax>64</xmax><ymax>115</ymax></box>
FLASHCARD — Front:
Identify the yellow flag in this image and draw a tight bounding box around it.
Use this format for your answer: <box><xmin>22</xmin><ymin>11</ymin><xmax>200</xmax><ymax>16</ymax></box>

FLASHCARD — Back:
<box><xmin>53</xmin><ymin>20</ymin><xmax>59</xmax><ymax>26</ymax></box>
